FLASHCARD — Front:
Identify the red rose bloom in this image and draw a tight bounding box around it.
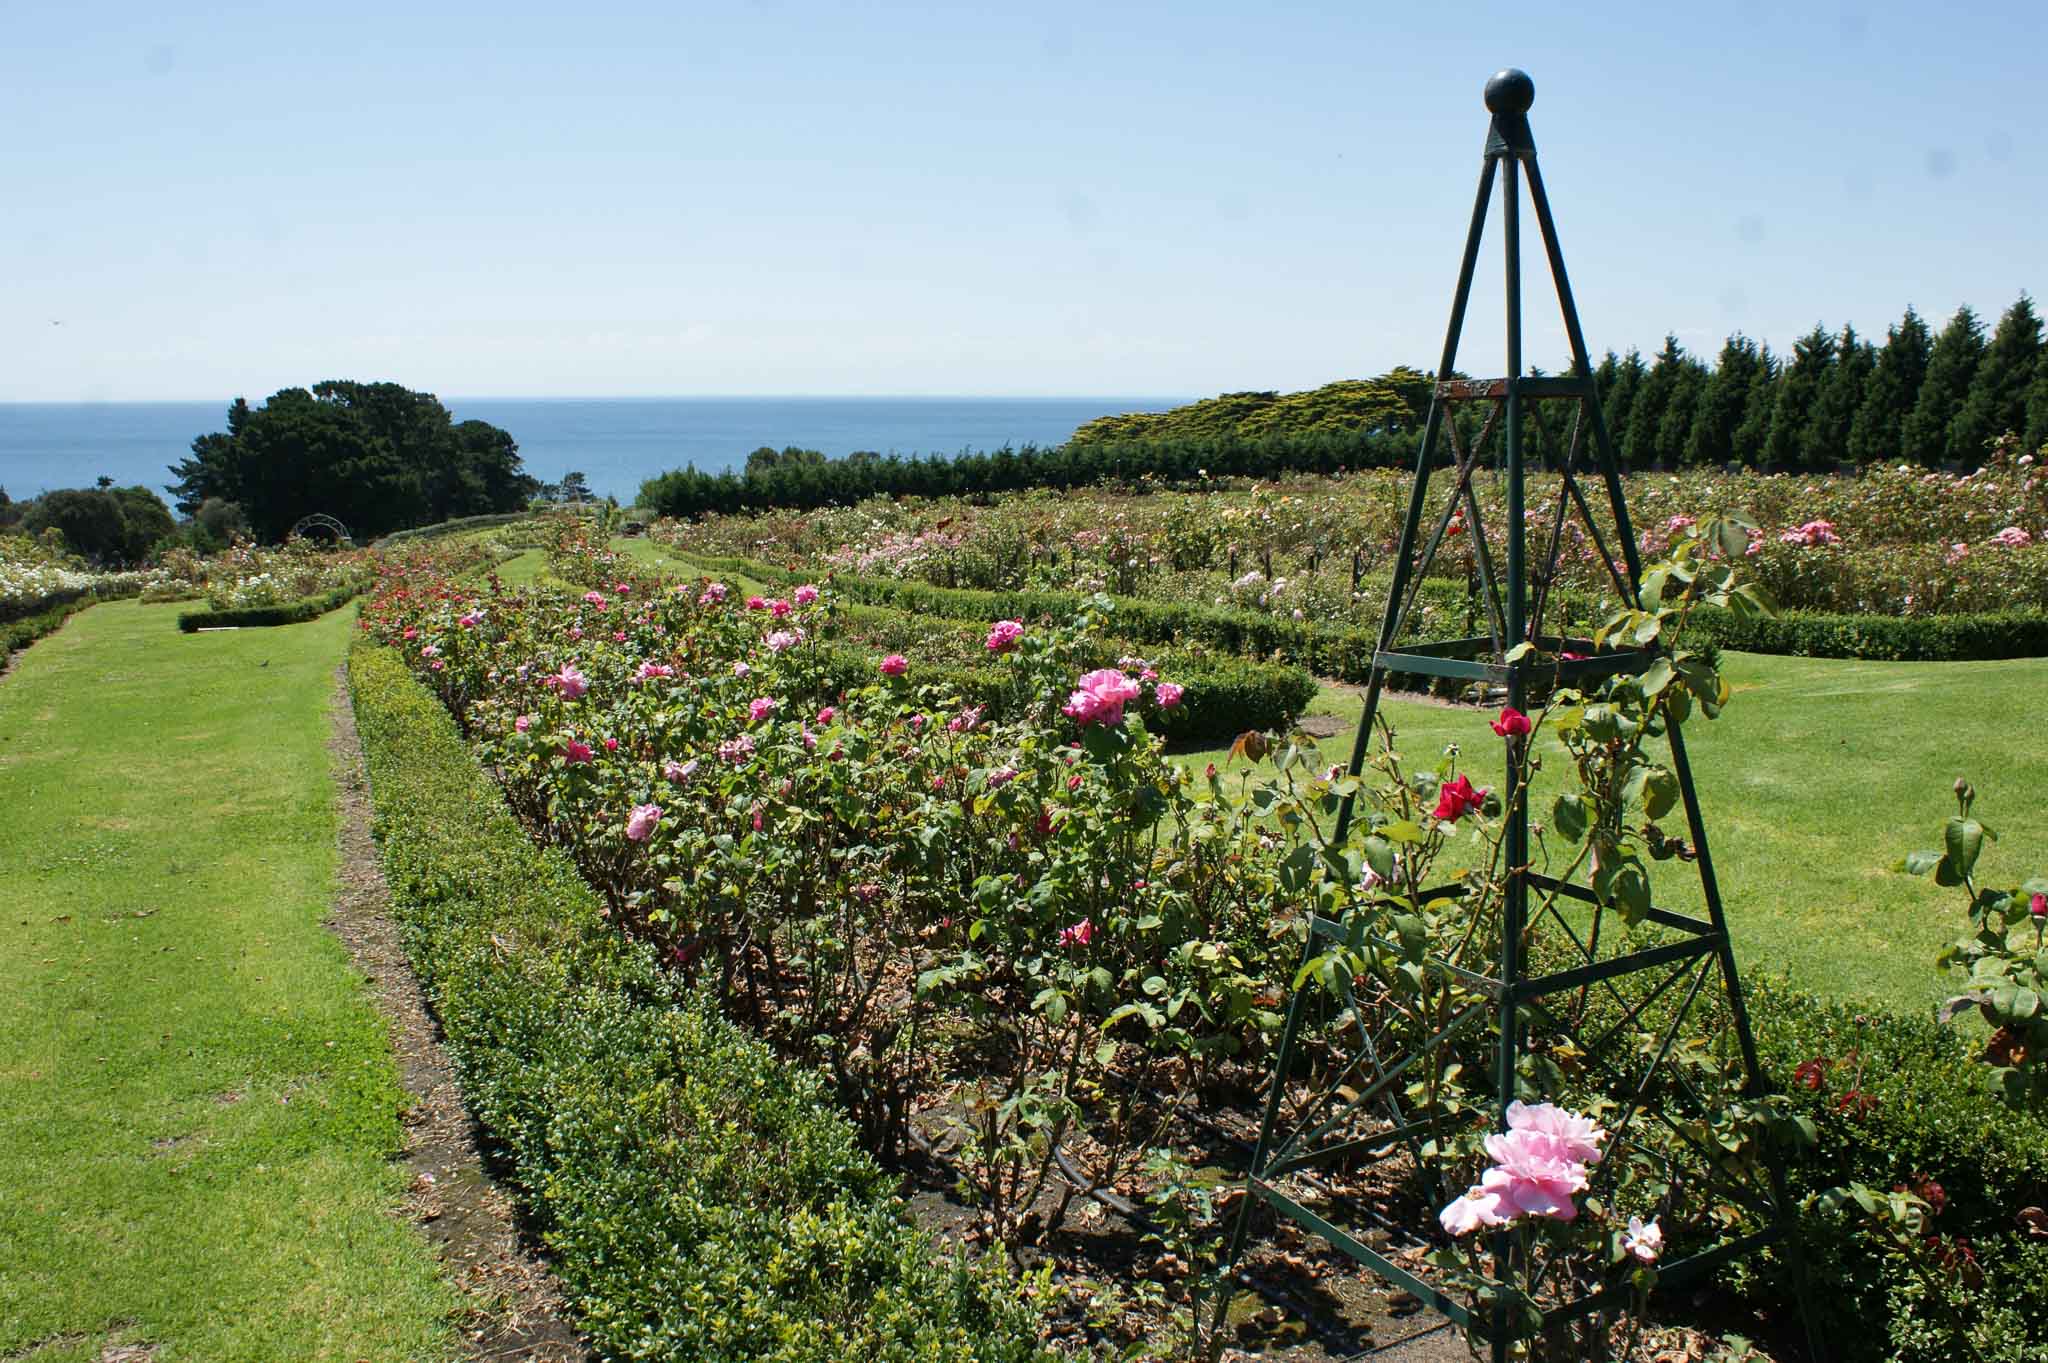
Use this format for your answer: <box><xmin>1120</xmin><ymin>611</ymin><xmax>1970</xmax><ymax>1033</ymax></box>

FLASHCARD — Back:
<box><xmin>1491</xmin><ymin>706</ymin><xmax>1532</xmax><ymax>738</ymax></box>
<box><xmin>1432</xmin><ymin>774</ymin><xmax>1485</xmax><ymax>824</ymax></box>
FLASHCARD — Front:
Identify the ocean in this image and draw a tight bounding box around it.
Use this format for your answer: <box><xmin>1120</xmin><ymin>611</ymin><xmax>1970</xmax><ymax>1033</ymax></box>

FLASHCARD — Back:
<box><xmin>0</xmin><ymin>395</ymin><xmax>1188</xmax><ymax>506</ymax></box>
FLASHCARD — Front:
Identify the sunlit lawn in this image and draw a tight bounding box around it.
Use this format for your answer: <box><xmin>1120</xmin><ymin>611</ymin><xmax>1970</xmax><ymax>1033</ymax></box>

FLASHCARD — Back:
<box><xmin>0</xmin><ymin>601</ymin><xmax>458</xmax><ymax>1362</ymax></box>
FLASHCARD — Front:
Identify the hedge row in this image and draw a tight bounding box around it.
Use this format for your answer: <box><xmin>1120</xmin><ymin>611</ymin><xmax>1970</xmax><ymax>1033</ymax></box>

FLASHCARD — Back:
<box><xmin>370</xmin><ymin>511</ymin><xmax>541</xmax><ymax>547</ymax></box>
<box><xmin>346</xmin><ymin>642</ymin><xmax>1051</xmax><ymax>1363</ymax></box>
<box><xmin>1690</xmin><ymin>605</ymin><xmax>2048</xmax><ymax>662</ymax></box>
<box><xmin>1744</xmin><ymin>976</ymin><xmax>2048</xmax><ymax>1358</ymax></box>
<box><xmin>177</xmin><ymin>584</ymin><xmax>362</xmax><ymax>632</ymax></box>
<box><xmin>0</xmin><ymin>583</ymin><xmax>100</xmax><ymax>627</ymax></box>
<box><xmin>1</xmin><ymin>592</ymin><xmax>101</xmax><ymax>662</ymax></box>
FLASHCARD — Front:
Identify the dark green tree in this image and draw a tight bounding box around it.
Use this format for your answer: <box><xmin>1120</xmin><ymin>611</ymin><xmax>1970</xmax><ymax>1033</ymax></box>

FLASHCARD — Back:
<box><xmin>2024</xmin><ymin>349</ymin><xmax>2048</xmax><ymax>454</ymax></box>
<box><xmin>1622</xmin><ymin>337</ymin><xmax>1686</xmax><ymax>467</ymax></box>
<box><xmin>1948</xmin><ymin>295</ymin><xmax>2041</xmax><ymax>462</ymax></box>
<box><xmin>1731</xmin><ymin>343</ymin><xmax>1779</xmax><ymax>467</ymax></box>
<box><xmin>1803</xmin><ymin>324</ymin><xmax>1874</xmax><ymax>467</ymax></box>
<box><xmin>1599</xmin><ymin>348</ymin><xmax>1646</xmax><ymax>451</ymax></box>
<box><xmin>1654</xmin><ymin>355</ymin><xmax>1709</xmax><ymax>465</ymax></box>
<box><xmin>1847</xmin><ymin>307</ymin><xmax>1932</xmax><ymax>464</ymax></box>
<box><xmin>1686</xmin><ymin>334</ymin><xmax>1763</xmax><ymax>465</ymax></box>
<box><xmin>1903</xmin><ymin>305</ymin><xmax>1985</xmax><ymax>464</ymax></box>
<box><xmin>20</xmin><ymin>486</ymin><xmax>175</xmax><ymax>566</ymax></box>
<box><xmin>1763</xmin><ymin>325</ymin><xmax>1836</xmax><ymax>467</ymax></box>
<box><xmin>170</xmin><ymin>383</ymin><xmax>534</xmax><ymax>540</ymax></box>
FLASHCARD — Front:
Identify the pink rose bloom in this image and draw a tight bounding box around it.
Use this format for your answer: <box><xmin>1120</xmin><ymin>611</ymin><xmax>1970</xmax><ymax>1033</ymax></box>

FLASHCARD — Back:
<box><xmin>1062</xmin><ymin>668</ymin><xmax>1143</xmax><ymax>726</ymax></box>
<box><xmin>614</xmin><ymin>582</ymin><xmax>631</xmax><ymax>595</ymax></box>
<box><xmin>1155</xmin><ymin>682</ymin><xmax>1184</xmax><ymax>709</ymax></box>
<box><xmin>746</xmin><ymin>595</ymin><xmax>768</xmax><ymax>611</ymax></box>
<box><xmin>419</xmin><ymin>643</ymin><xmax>439</xmax><ymax>658</ymax></box>
<box><xmin>880</xmin><ymin>653</ymin><xmax>909</xmax><ymax>677</ymax></box>
<box><xmin>514</xmin><ymin>714</ymin><xmax>532</xmax><ymax>733</ymax></box>
<box><xmin>698</xmin><ymin>582</ymin><xmax>729</xmax><ymax>606</ymax></box>
<box><xmin>718</xmin><ymin>734</ymin><xmax>755</xmax><ymax>764</ymax></box>
<box><xmin>1439</xmin><ymin>1182</ymin><xmax>1513</xmax><ymax>1237</ymax></box>
<box><xmin>458</xmin><ymin>612</ymin><xmax>481</xmax><ymax>628</ymax></box>
<box><xmin>1991</xmin><ymin>526</ymin><xmax>2032</xmax><ymax>548</ymax></box>
<box><xmin>769</xmin><ymin>598</ymin><xmax>792</xmax><ymax>618</ymax></box>
<box><xmin>816</xmin><ymin>705</ymin><xmax>836</xmax><ymax>724</ymax></box>
<box><xmin>1057</xmin><ymin>918</ymin><xmax>1094</xmax><ymax>949</ymax></box>
<box><xmin>801</xmin><ymin>726</ymin><xmax>817</xmax><ymax>751</ymax></box>
<box><xmin>749</xmin><ymin>696</ymin><xmax>779</xmax><ymax>724</ymax></box>
<box><xmin>602</xmin><ymin>737</ymin><xmax>619</xmax><ymax>752</ymax></box>
<box><xmin>794</xmin><ymin>584</ymin><xmax>819</xmax><ymax>606</ymax></box>
<box><xmin>583</xmin><ymin>590</ymin><xmax>607</xmax><ymax>608</ymax></box>
<box><xmin>733</xmin><ymin>661</ymin><xmax>750</xmax><ymax>677</ymax></box>
<box><xmin>546</xmin><ymin>665</ymin><xmax>589</xmax><ymax>700</ymax></box>
<box><xmin>664</xmin><ymin>758</ymin><xmax>698</xmax><ymax>783</ymax></box>
<box><xmin>612</xmin><ymin>630</ymin><xmax>627</xmax><ymax>643</ymax></box>
<box><xmin>947</xmin><ymin>705</ymin><xmax>984</xmax><ymax>733</ymax></box>
<box><xmin>1491</xmin><ymin>706</ymin><xmax>1531</xmax><ymax>737</ymax></box>
<box><xmin>909</xmin><ymin>713</ymin><xmax>926</xmax><ymax>732</ymax></box>
<box><xmin>987</xmin><ymin>765</ymin><xmax>1018</xmax><ymax>788</ymax></box>
<box><xmin>635</xmin><ymin>661</ymin><xmax>675</xmax><ymax>681</ymax></box>
<box><xmin>2031</xmin><ymin>891</ymin><xmax>2047</xmax><ymax>920</ymax></box>
<box><xmin>561</xmin><ymin>739</ymin><xmax>594</xmax><ymax>765</ymax></box>
<box><xmin>764</xmin><ymin>629</ymin><xmax>800</xmax><ymax>653</ymax></box>
<box><xmin>985</xmin><ymin>619</ymin><xmax>1025</xmax><ymax>653</ymax></box>
<box><xmin>1623</xmin><ymin>1215</ymin><xmax>1662</xmax><ymax>1263</ymax></box>
<box><xmin>624</xmin><ymin>803</ymin><xmax>661</xmax><ymax>842</ymax></box>
<box><xmin>429</xmin><ymin>659</ymin><xmax>445</xmax><ymax>671</ymax></box>
<box><xmin>402</xmin><ymin>626</ymin><xmax>418</xmax><ymax>641</ymax></box>
<box><xmin>1504</xmin><ymin>1100</ymin><xmax>1606</xmax><ymax>1165</ymax></box>
<box><xmin>1476</xmin><ymin>1128</ymin><xmax>1590</xmax><ymax>1221</ymax></box>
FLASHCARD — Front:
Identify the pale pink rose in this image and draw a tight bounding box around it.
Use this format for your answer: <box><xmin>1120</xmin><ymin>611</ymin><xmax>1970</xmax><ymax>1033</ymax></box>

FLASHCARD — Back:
<box><xmin>697</xmin><ymin>582</ymin><xmax>729</xmax><ymax>606</ymax></box>
<box><xmin>546</xmin><ymin>664</ymin><xmax>589</xmax><ymax>700</ymax></box>
<box><xmin>1505</xmin><ymin>1100</ymin><xmax>1606</xmax><ymax>1165</ymax></box>
<box><xmin>733</xmin><ymin>661</ymin><xmax>750</xmax><ymax>677</ymax></box>
<box><xmin>419</xmin><ymin>643</ymin><xmax>439</xmax><ymax>658</ymax></box>
<box><xmin>663</xmin><ymin>758</ymin><xmax>697</xmax><ymax>783</ymax></box>
<box><xmin>1479</xmin><ymin>1128</ymin><xmax>1591</xmax><ymax>1221</ymax></box>
<box><xmin>985</xmin><ymin>619</ymin><xmax>1025</xmax><ymax>653</ymax></box>
<box><xmin>1991</xmin><ymin>526</ymin><xmax>2032</xmax><ymax>548</ymax></box>
<box><xmin>1155</xmin><ymin>682</ymin><xmax>1184</xmax><ymax>709</ymax></box>
<box><xmin>1439</xmin><ymin>1182</ymin><xmax>1514</xmax><ymax>1237</ymax></box>
<box><xmin>514</xmin><ymin>714</ymin><xmax>532</xmax><ymax>733</ymax></box>
<box><xmin>624</xmin><ymin>803</ymin><xmax>662</xmax><ymax>841</ymax></box>
<box><xmin>717</xmin><ymin>734</ymin><xmax>755</xmax><ymax>764</ymax></box>
<box><xmin>764</xmin><ymin>629</ymin><xmax>800</xmax><ymax>653</ymax></box>
<box><xmin>1623</xmin><ymin>1215</ymin><xmax>1662</xmax><ymax>1263</ymax></box>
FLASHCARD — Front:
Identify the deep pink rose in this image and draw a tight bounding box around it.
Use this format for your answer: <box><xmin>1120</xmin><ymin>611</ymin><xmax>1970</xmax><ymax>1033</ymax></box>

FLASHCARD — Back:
<box><xmin>561</xmin><ymin>739</ymin><xmax>594</xmax><ymax>765</ymax></box>
<box><xmin>880</xmin><ymin>653</ymin><xmax>908</xmax><ymax>677</ymax></box>
<box><xmin>985</xmin><ymin>619</ymin><xmax>1025</xmax><ymax>653</ymax></box>
<box><xmin>1058</xmin><ymin>918</ymin><xmax>1094</xmax><ymax>949</ymax></box>
<box><xmin>1062</xmin><ymin>668</ymin><xmax>1142</xmax><ymax>726</ymax></box>
<box><xmin>1491</xmin><ymin>706</ymin><xmax>1531</xmax><ymax>738</ymax></box>
<box><xmin>794</xmin><ymin>584</ymin><xmax>820</xmax><ymax>606</ymax></box>
<box><xmin>1155</xmin><ymin>681</ymin><xmax>1184</xmax><ymax>709</ymax></box>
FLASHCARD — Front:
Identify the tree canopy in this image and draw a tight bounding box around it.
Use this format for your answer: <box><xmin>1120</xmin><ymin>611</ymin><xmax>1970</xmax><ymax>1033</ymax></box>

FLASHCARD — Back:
<box><xmin>19</xmin><ymin>485</ymin><xmax>176</xmax><ymax>566</ymax></box>
<box><xmin>169</xmin><ymin>382</ymin><xmax>538</xmax><ymax>541</ymax></box>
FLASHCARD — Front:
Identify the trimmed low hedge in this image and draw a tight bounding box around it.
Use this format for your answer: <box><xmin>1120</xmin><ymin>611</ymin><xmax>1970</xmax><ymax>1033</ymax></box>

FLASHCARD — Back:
<box><xmin>347</xmin><ymin>642</ymin><xmax>1052</xmax><ymax>1362</ymax></box>
<box><xmin>1739</xmin><ymin>976</ymin><xmax>2048</xmax><ymax>1360</ymax></box>
<box><xmin>371</xmin><ymin>511</ymin><xmax>541</xmax><ymax>547</ymax></box>
<box><xmin>2</xmin><ymin>592</ymin><xmax>100</xmax><ymax>662</ymax></box>
<box><xmin>177</xmin><ymin>584</ymin><xmax>361</xmax><ymax>632</ymax></box>
<box><xmin>1691</xmin><ymin>605</ymin><xmax>2048</xmax><ymax>662</ymax></box>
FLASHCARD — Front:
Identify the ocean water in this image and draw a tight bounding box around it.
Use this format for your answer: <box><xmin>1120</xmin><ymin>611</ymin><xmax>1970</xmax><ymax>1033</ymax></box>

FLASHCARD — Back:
<box><xmin>0</xmin><ymin>395</ymin><xmax>1187</xmax><ymax>506</ymax></box>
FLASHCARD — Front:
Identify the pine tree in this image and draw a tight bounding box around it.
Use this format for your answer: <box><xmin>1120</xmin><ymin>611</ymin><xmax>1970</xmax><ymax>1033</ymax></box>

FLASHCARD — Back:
<box><xmin>1656</xmin><ymin>358</ymin><xmax>1709</xmax><ymax>465</ymax></box>
<box><xmin>1903</xmin><ymin>305</ymin><xmax>1985</xmax><ymax>464</ymax></box>
<box><xmin>1731</xmin><ymin>344</ymin><xmax>1778</xmax><ymax>467</ymax></box>
<box><xmin>1624</xmin><ymin>337</ymin><xmax>1685</xmax><ymax>468</ymax></box>
<box><xmin>2025</xmin><ymin>350</ymin><xmax>2048</xmax><ymax>454</ymax></box>
<box><xmin>1948</xmin><ymin>295</ymin><xmax>2041</xmax><ymax>463</ymax></box>
<box><xmin>1803</xmin><ymin>324</ymin><xmax>1874</xmax><ymax>467</ymax></box>
<box><xmin>1763</xmin><ymin>325</ymin><xmax>1836</xmax><ymax>467</ymax></box>
<box><xmin>1848</xmin><ymin>307</ymin><xmax>1932</xmax><ymax>464</ymax></box>
<box><xmin>1601</xmin><ymin>348</ymin><xmax>1646</xmax><ymax>461</ymax></box>
<box><xmin>1687</xmin><ymin>334</ymin><xmax>1763</xmax><ymax>466</ymax></box>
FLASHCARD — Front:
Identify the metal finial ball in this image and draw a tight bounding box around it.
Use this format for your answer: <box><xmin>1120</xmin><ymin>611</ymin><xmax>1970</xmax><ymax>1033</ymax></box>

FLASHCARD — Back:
<box><xmin>1484</xmin><ymin>68</ymin><xmax>1535</xmax><ymax>115</ymax></box>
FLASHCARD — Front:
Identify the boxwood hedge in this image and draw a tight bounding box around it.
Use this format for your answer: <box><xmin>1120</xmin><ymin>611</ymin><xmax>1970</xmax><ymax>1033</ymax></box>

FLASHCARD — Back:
<box><xmin>177</xmin><ymin>584</ymin><xmax>361</xmax><ymax>632</ymax></box>
<box><xmin>347</xmin><ymin>642</ymin><xmax>1052</xmax><ymax>1362</ymax></box>
<box><xmin>2</xmin><ymin>591</ymin><xmax>101</xmax><ymax>661</ymax></box>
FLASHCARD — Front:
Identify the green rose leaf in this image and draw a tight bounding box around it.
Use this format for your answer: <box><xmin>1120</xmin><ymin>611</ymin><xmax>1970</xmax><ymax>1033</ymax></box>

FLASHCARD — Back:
<box><xmin>1551</xmin><ymin>793</ymin><xmax>1588</xmax><ymax>843</ymax></box>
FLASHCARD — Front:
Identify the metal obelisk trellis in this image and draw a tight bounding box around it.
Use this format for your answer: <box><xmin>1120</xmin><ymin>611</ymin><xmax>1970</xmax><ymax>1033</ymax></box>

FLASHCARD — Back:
<box><xmin>1210</xmin><ymin>70</ymin><xmax>1798</xmax><ymax>1360</ymax></box>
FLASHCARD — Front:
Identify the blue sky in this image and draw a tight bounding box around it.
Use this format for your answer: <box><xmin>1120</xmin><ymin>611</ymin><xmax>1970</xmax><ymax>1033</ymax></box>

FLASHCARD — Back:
<box><xmin>2</xmin><ymin>0</ymin><xmax>2041</xmax><ymax>401</ymax></box>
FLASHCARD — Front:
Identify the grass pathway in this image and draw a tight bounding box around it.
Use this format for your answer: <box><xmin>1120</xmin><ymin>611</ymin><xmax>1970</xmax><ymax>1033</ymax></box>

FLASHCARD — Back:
<box><xmin>0</xmin><ymin>601</ymin><xmax>458</xmax><ymax>1362</ymax></box>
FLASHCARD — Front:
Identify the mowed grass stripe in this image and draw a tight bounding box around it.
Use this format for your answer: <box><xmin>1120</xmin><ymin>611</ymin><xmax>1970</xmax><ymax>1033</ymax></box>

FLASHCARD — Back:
<box><xmin>0</xmin><ymin>600</ymin><xmax>457</xmax><ymax>1363</ymax></box>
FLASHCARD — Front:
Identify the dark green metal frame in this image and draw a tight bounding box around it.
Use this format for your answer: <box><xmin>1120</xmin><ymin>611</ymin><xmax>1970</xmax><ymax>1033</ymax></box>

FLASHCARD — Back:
<box><xmin>1209</xmin><ymin>71</ymin><xmax>1796</xmax><ymax>1361</ymax></box>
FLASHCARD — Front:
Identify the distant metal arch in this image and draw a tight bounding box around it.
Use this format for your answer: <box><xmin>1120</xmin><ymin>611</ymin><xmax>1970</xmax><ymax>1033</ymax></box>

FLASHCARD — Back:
<box><xmin>287</xmin><ymin>513</ymin><xmax>353</xmax><ymax>546</ymax></box>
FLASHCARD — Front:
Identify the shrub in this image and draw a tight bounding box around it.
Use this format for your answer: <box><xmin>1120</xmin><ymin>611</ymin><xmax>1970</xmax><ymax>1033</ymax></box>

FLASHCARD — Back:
<box><xmin>1</xmin><ymin>591</ymin><xmax>101</xmax><ymax>661</ymax></box>
<box><xmin>1689</xmin><ymin>605</ymin><xmax>2048</xmax><ymax>661</ymax></box>
<box><xmin>176</xmin><ymin>584</ymin><xmax>362</xmax><ymax>632</ymax></box>
<box><xmin>347</xmin><ymin>643</ymin><xmax>1052</xmax><ymax>1361</ymax></box>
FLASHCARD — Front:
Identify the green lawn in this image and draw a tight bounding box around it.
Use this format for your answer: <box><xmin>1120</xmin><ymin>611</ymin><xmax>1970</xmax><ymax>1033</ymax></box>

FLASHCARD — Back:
<box><xmin>0</xmin><ymin>601</ymin><xmax>458</xmax><ymax>1362</ymax></box>
<box><xmin>1175</xmin><ymin>652</ymin><xmax>2048</xmax><ymax>1013</ymax></box>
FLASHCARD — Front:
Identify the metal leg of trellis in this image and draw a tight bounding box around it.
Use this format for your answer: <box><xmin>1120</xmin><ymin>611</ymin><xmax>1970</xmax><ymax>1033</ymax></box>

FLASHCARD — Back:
<box><xmin>1215</xmin><ymin>68</ymin><xmax>1812</xmax><ymax>1362</ymax></box>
